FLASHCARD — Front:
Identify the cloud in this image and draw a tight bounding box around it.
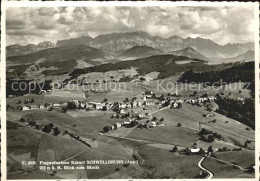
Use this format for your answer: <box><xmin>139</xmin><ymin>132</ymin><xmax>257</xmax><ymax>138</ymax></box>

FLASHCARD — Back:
<box><xmin>6</xmin><ymin>6</ymin><xmax>255</xmax><ymax>46</ymax></box>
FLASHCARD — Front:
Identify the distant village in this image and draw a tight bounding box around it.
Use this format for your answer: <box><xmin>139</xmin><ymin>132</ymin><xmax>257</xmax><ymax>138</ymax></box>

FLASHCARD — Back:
<box><xmin>7</xmin><ymin>89</ymin><xmax>222</xmax><ymax>132</ymax></box>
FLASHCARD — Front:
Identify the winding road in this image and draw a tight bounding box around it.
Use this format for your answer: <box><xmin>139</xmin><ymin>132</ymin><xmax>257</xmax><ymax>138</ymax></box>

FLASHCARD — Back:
<box><xmin>198</xmin><ymin>157</ymin><xmax>214</xmax><ymax>179</ymax></box>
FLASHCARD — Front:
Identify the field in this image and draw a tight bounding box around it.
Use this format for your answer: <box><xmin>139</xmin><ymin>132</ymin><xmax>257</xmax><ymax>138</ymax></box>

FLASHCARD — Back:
<box><xmin>202</xmin><ymin>157</ymin><xmax>254</xmax><ymax>178</ymax></box>
<box><xmin>213</xmin><ymin>150</ymin><xmax>254</xmax><ymax>168</ymax></box>
<box><xmin>137</xmin><ymin>144</ymin><xmax>202</xmax><ymax>178</ymax></box>
<box><xmin>127</xmin><ymin>126</ymin><xmax>198</xmax><ymax>147</ymax></box>
<box><xmin>6</xmin><ymin>84</ymin><xmax>255</xmax><ymax>179</ymax></box>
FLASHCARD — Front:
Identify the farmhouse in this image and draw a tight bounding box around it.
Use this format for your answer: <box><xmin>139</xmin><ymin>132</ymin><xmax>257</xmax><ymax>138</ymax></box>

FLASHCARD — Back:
<box><xmin>145</xmin><ymin>100</ymin><xmax>155</xmax><ymax>106</ymax></box>
<box><xmin>123</xmin><ymin>121</ymin><xmax>131</xmax><ymax>126</ymax></box>
<box><xmin>22</xmin><ymin>106</ymin><xmax>30</xmax><ymax>111</ymax></box>
<box><xmin>115</xmin><ymin>122</ymin><xmax>121</xmax><ymax>128</ymax></box>
<box><xmin>209</xmin><ymin>96</ymin><xmax>215</xmax><ymax>101</ymax></box>
<box><xmin>190</xmin><ymin>148</ymin><xmax>205</xmax><ymax>155</ymax></box>
<box><xmin>39</xmin><ymin>105</ymin><xmax>45</xmax><ymax>109</ymax></box>
<box><xmin>53</xmin><ymin>103</ymin><xmax>61</xmax><ymax>108</ymax></box>
<box><xmin>119</xmin><ymin>103</ymin><xmax>127</xmax><ymax>109</ymax></box>
<box><xmin>150</xmin><ymin>121</ymin><xmax>157</xmax><ymax>127</ymax></box>
<box><xmin>95</xmin><ymin>103</ymin><xmax>103</xmax><ymax>110</ymax></box>
<box><xmin>30</xmin><ymin>105</ymin><xmax>39</xmax><ymax>110</ymax></box>
<box><xmin>172</xmin><ymin>102</ymin><xmax>178</xmax><ymax>108</ymax></box>
<box><xmin>120</xmin><ymin>109</ymin><xmax>126</xmax><ymax>114</ymax></box>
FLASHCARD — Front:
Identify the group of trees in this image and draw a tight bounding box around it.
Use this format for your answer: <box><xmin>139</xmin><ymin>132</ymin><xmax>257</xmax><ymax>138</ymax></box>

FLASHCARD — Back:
<box><xmin>215</xmin><ymin>98</ymin><xmax>255</xmax><ymax>129</ymax></box>
<box><xmin>19</xmin><ymin>118</ymin><xmax>61</xmax><ymax>136</ymax></box>
<box><xmin>178</xmin><ymin>62</ymin><xmax>254</xmax><ymax>95</ymax></box>
<box><xmin>6</xmin><ymin>79</ymin><xmax>53</xmax><ymax>97</ymax></box>
<box><xmin>198</xmin><ymin>128</ymin><xmax>222</xmax><ymax>143</ymax></box>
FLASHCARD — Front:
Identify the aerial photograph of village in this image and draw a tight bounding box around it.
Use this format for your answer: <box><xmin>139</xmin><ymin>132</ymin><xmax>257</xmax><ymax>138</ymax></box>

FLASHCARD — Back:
<box><xmin>5</xmin><ymin>4</ymin><xmax>256</xmax><ymax>179</ymax></box>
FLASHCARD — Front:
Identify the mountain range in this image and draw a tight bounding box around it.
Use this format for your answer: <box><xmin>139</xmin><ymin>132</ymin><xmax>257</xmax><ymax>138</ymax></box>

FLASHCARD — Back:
<box><xmin>7</xmin><ymin>31</ymin><xmax>254</xmax><ymax>60</ymax></box>
<box><xmin>7</xmin><ymin>41</ymin><xmax>55</xmax><ymax>57</ymax></box>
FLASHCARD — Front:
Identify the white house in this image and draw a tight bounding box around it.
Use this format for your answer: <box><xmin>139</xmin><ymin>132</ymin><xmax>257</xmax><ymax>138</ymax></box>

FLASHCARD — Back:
<box><xmin>146</xmin><ymin>100</ymin><xmax>155</xmax><ymax>106</ymax></box>
<box><xmin>150</xmin><ymin>121</ymin><xmax>156</xmax><ymax>127</ymax></box>
<box><xmin>209</xmin><ymin>96</ymin><xmax>215</xmax><ymax>101</ymax></box>
<box><xmin>22</xmin><ymin>106</ymin><xmax>30</xmax><ymax>111</ymax></box>
<box><xmin>95</xmin><ymin>103</ymin><xmax>103</xmax><ymax>110</ymax></box>
<box><xmin>115</xmin><ymin>122</ymin><xmax>121</xmax><ymax>128</ymax></box>
<box><xmin>39</xmin><ymin>105</ymin><xmax>45</xmax><ymax>109</ymax></box>
<box><xmin>123</xmin><ymin>121</ymin><xmax>131</xmax><ymax>125</ymax></box>
<box><xmin>80</xmin><ymin>103</ymin><xmax>85</xmax><ymax>108</ymax></box>
<box><xmin>53</xmin><ymin>103</ymin><xmax>61</xmax><ymax>108</ymax></box>
<box><xmin>120</xmin><ymin>109</ymin><xmax>126</xmax><ymax>114</ymax></box>
<box><xmin>30</xmin><ymin>105</ymin><xmax>39</xmax><ymax>110</ymax></box>
<box><xmin>119</xmin><ymin>103</ymin><xmax>127</xmax><ymax>109</ymax></box>
<box><xmin>172</xmin><ymin>102</ymin><xmax>178</xmax><ymax>108</ymax></box>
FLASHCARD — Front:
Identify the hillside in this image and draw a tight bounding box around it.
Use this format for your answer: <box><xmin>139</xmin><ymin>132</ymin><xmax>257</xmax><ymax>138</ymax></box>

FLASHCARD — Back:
<box><xmin>169</xmin><ymin>47</ymin><xmax>208</xmax><ymax>61</ymax></box>
<box><xmin>224</xmin><ymin>50</ymin><xmax>254</xmax><ymax>62</ymax></box>
<box><xmin>208</xmin><ymin>51</ymin><xmax>255</xmax><ymax>64</ymax></box>
<box><xmin>120</xmin><ymin>45</ymin><xmax>163</xmax><ymax>59</ymax></box>
<box><xmin>69</xmin><ymin>54</ymin><xmax>241</xmax><ymax>81</ymax></box>
<box><xmin>7</xmin><ymin>44</ymin><xmax>109</xmax><ymax>64</ymax></box>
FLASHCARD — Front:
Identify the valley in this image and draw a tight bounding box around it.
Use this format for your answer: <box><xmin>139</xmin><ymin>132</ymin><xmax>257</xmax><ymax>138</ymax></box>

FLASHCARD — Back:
<box><xmin>6</xmin><ymin>31</ymin><xmax>255</xmax><ymax>179</ymax></box>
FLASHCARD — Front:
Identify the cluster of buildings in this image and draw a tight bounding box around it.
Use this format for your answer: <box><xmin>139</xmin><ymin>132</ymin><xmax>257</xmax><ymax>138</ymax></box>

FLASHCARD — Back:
<box><xmin>184</xmin><ymin>96</ymin><xmax>216</xmax><ymax>106</ymax></box>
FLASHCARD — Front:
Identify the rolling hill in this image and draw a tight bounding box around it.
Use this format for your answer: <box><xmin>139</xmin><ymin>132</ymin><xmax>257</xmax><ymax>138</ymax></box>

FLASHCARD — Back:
<box><xmin>119</xmin><ymin>45</ymin><xmax>164</xmax><ymax>59</ymax></box>
<box><xmin>224</xmin><ymin>50</ymin><xmax>254</xmax><ymax>62</ymax></box>
<box><xmin>7</xmin><ymin>44</ymin><xmax>109</xmax><ymax>64</ymax></box>
<box><xmin>169</xmin><ymin>47</ymin><xmax>208</xmax><ymax>61</ymax></box>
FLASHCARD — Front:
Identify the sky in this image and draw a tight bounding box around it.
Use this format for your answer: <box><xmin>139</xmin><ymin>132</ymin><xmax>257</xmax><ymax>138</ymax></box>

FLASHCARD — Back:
<box><xmin>6</xmin><ymin>6</ymin><xmax>255</xmax><ymax>46</ymax></box>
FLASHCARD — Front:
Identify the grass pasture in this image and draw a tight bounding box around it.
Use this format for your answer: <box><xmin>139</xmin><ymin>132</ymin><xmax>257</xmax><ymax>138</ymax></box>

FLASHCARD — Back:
<box><xmin>127</xmin><ymin>126</ymin><xmax>198</xmax><ymax>147</ymax></box>
<box><xmin>21</xmin><ymin>110</ymin><xmax>126</xmax><ymax>139</ymax></box>
<box><xmin>153</xmin><ymin>103</ymin><xmax>254</xmax><ymax>148</ymax></box>
<box><xmin>137</xmin><ymin>144</ymin><xmax>202</xmax><ymax>178</ymax></box>
<box><xmin>202</xmin><ymin>157</ymin><xmax>254</xmax><ymax>178</ymax></box>
<box><xmin>213</xmin><ymin>150</ymin><xmax>254</xmax><ymax>168</ymax></box>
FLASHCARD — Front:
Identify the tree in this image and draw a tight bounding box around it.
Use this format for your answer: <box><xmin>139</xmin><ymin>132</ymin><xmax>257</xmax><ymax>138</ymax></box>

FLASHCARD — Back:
<box><xmin>140</xmin><ymin>77</ymin><xmax>146</xmax><ymax>81</ymax></box>
<box><xmin>103</xmin><ymin>126</ymin><xmax>110</xmax><ymax>132</ymax></box>
<box><xmin>193</xmin><ymin>91</ymin><xmax>198</xmax><ymax>96</ymax></box>
<box><xmin>244</xmin><ymin>141</ymin><xmax>248</xmax><ymax>148</ymax></box>
<box><xmin>19</xmin><ymin>118</ymin><xmax>25</xmax><ymax>122</ymax></box>
<box><xmin>30</xmin><ymin>98</ymin><xmax>35</xmax><ymax>103</ymax></box>
<box><xmin>172</xmin><ymin>146</ymin><xmax>178</xmax><ymax>152</ymax></box>
<box><xmin>208</xmin><ymin>146</ymin><xmax>213</xmax><ymax>153</ymax></box>
<box><xmin>35</xmin><ymin>125</ymin><xmax>41</xmax><ymax>130</ymax></box>
<box><xmin>125</xmin><ymin>98</ymin><xmax>129</xmax><ymax>102</ymax></box>
<box><xmin>28</xmin><ymin>120</ymin><xmax>36</xmax><ymax>127</ymax></box>
<box><xmin>53</xmin><ymin>127</ymin><xmax>61</xmax><ymax>136</ymax></box>
<box><xmin>159</xmin><ymin>118</ymin><xmax>164</xmax><ymax>122</ymax></box>
<box><xmin>102</xmin><ymin>106</ymin><xmax>107</xmax><ymax>111</ymax></box>
<box><xmin>17</xmin><ymin>100</ymin><xmax>21</xmax><ymax>104</ymax></box>
<box><xmin>177</xmin><ymin>123</ymin><xmax>182</xmax><ymax>127</ymax></box>
<box><xmin>132</xmin><ymin>97</ymin><xmax>137</xmax><ymax>101</ymax></box>
<box><xmin>43</xmin><ymin>125</ymin><xmax>52</xmax><ymax>133</ymax></box>
<box><xmin>103</xmin><ymin>98</ymin><xmax>108</xmax><ymax>103</ymax></box>
<box><xmin>61</xmin><ymin>107</ymin><xmax>67</xmax><ymax>113</ymax></box>
<box><xmin>48</xmin><ymin>123</ymin><xmax>54</xmax><ymax>129</ymax></box>
<box><xmin>130</xmin><ymin>121</ymin><xmax>137</xmax><ymax>127</ymax></box>
<box><xmin>152</xmin><ymin>117</ymin><xmax>157</xmax><ymax>121</ymax></box>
